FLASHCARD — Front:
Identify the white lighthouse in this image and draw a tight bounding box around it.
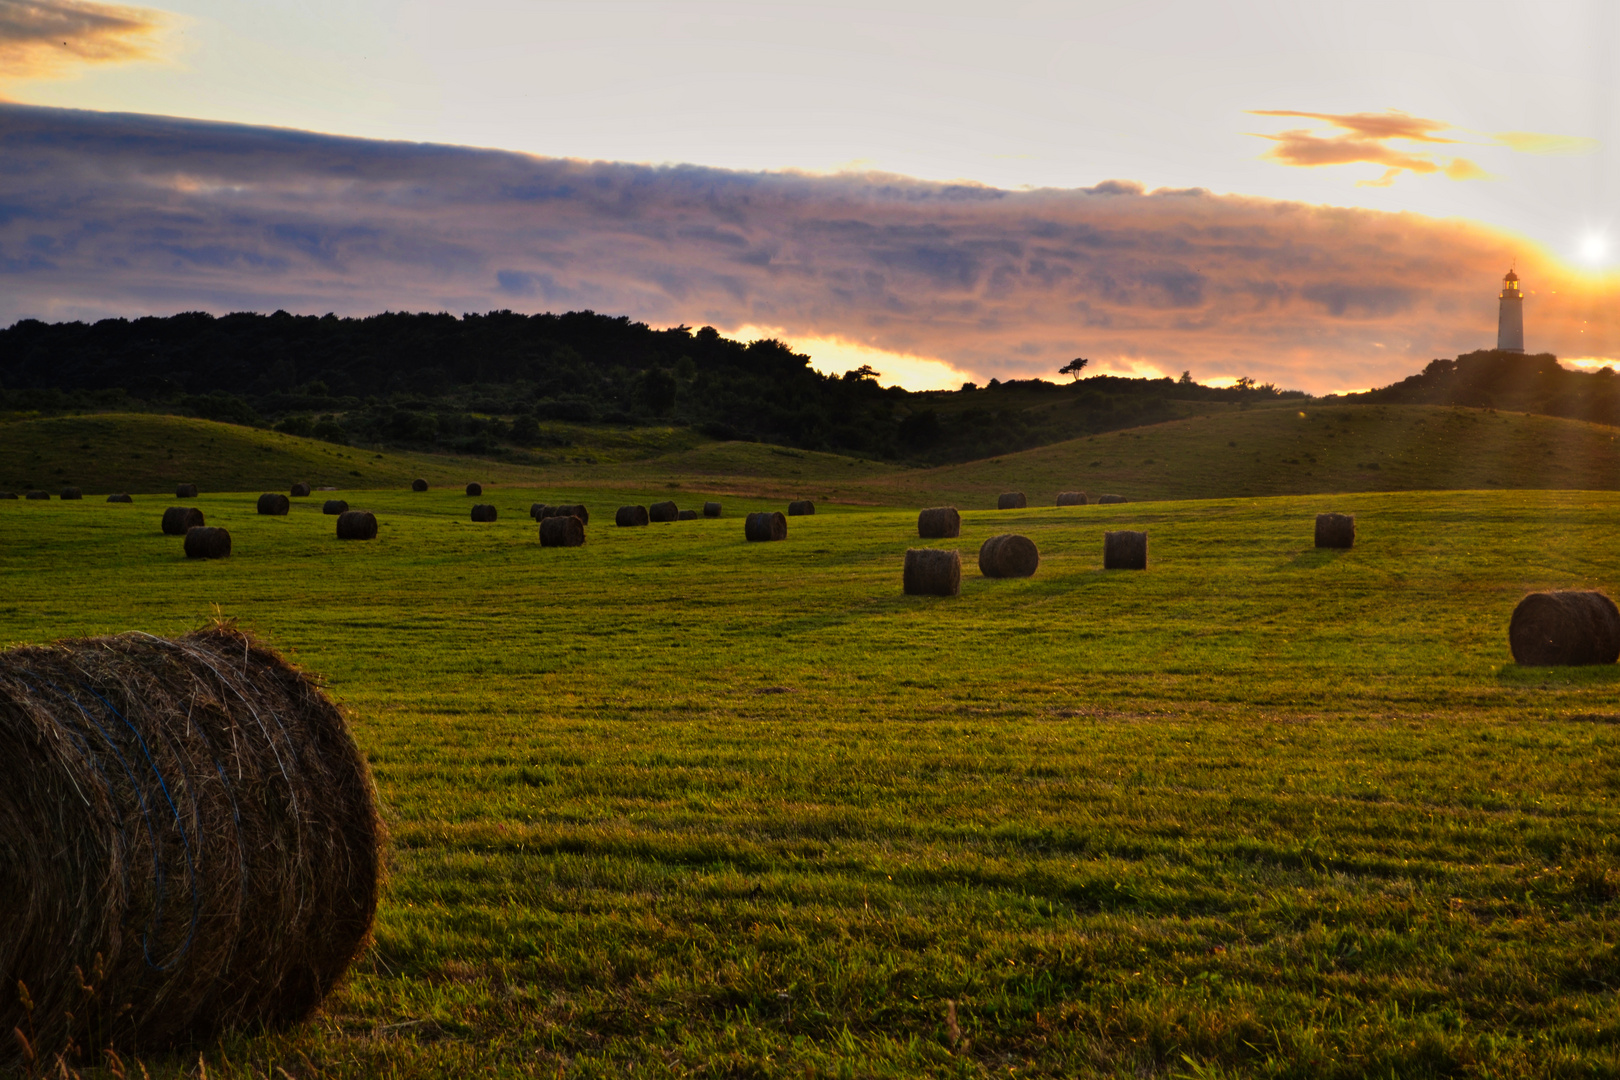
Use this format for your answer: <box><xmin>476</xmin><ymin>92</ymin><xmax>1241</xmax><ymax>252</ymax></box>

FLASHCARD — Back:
<box><xmin>1497</xmin><ymin>269</ymin><xmax>1524</xmax><ymax>353</ymax></box>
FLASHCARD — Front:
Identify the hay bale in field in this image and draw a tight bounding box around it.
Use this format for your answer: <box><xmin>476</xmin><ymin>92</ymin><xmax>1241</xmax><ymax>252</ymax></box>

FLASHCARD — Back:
<box><xmin>903</xmin><ymin>548</ymin><xmax>961</xmax><ymax>596</ymax></box>
<box><xmin>411</xmin><ymin>478</ymin><xmax>428</xmax><ymax>492</ymax></box>
<box><xmin>0</xmin><ymin>492</ymin><xmax>15</xmax><ymax>499</ymax></box>
<box><xmin>257</xmin><ymin>493</ymin><xmax>290</xmax><ymax>516</ymax></box>
<box><xmin>997</xmin><ymin>492</ymin><xmax>1027</xmax><ymax>510</ymax></box>
<box><xmin>323</xmin><ymin>499</ymin><xmax>349</xmax><ymax>515</ymax></box>
<box><xmin>530</xmin><ymin>503</ymin><xmax>552</xmax><ymax>520</ymax></box>
<box><xmin>336</xmin><ymin>510</ymin><xmax>378</xmax><ymax>540</ymax></box>
<box><xmin>1103</xmin><ymin>529</ymin><xmax>1147</xmax><ymax>570</ymax></box>
<box><xmin>788</xmin><ymin>500</ymin><xmax>815</xmax><ymax>516</ymax></box>
<box><xmin>540</xmin><ymin>514</ymin><xmax>586</xmax><ymax>547</ymax></box>
<box><xmin>107</xmin><ymin>494</ymin><xmax>133</xmax><ymax>503</ymax></box>
<box><xmin>290</xmin><ymin>483</ymin><xmax>311</xmax><ymax>497</ymax></box>
<box><xmin>917</xmin><ymin>506</ymin><xmax>960</xmax><ymax>538</ymax></box>
<box><xmin>465</xmin><ymin>482</ymin><xmax>482</xmax><ymax>496</ymax></box>
<box><xmin>554</xmin><ymin>504</ymin><xmax>588</xmax><ymax>524</ymax></box>
<box><xmin>703</xmin><ymin>501</ymin><xmax>722</xmax><ymax>518</ymax></box>
<box><xmin>183</xmin><ymin>525</ymin><xmax>232</xmax><ymax>559</ymax></box>
<box><xmin>161</xmin><ymin>507</ymin><xmax>204</xmax><ymax>535</ymax></box>
<box><xmin>745</xmin><ymin>510</ymin><xmax>788</xmax><ymax>541</ymax></box>
<box><xmin>0</xmin><ymin>627</ymin><xmax>379</xmax><ymax>1065</ymax></box>
<box><xmin>25</xmin><ymin>491</ymin><xmax>49</xmax><ymax>500</ymax></box>
<box><xmin>1314</xmin><ymin>512</ymin><xmax>1355</xmax><ymax>549</ymax></box>
<box><xmin>649</xmin><ymin>500</ymin><xmax>680</xmax><ymax>522</ymax></box>
<box><xmin>470</xmin><ymin>504</ymin><xmax>497</xmax><ymax>522</ymax></box>
<box><xmin>678</xmin><ymin>509</ymin><xmax>699</xmax><ymax>520</ymax></box>
<box><xmin>1056</xmin><ymin>491</ymin><xmax>1087</xmax><ymax>506</ymax></box>
<box><xmin>1097</xmin><ymin>494</ymin><xmax>1127</xmax><ymax>504</ymax></box>
<box><xmin>616</xmin><ymin>504</ymin><xmax>650</xmax><ymax>527</ymax></box>
<box><xmin>1508</xmin><ymin>590</ymin><xmax>1620</xmax><ymax>666</ymax></box>
<box><xmin>176</xmin><ymin>483</ymin><xmax>199</xmax><ymax>498</ymax></box>
<box><xmin>60</xmin><ymin>487</ymin><xmax>82</xmax><ymax>500</ymax></box>
<box><xmin>978</xmin><ymin>533</ymin><xmax>1039</xmax><ymax>578</ymax></box>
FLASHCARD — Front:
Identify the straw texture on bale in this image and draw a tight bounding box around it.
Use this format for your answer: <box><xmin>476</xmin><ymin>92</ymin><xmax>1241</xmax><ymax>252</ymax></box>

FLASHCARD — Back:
<box><xmin>161</xmin><ymin>507</ymin><xmax>205</xmax><ymax>535</ymax></box>
<box><xmin>678</xmin><ymin>509</ymin><xmax>699</xmax><ymax>520</ymax></box>
<box><xmin>183</xmin><ymin>526</ymin><xmax>232</xmax><ymax>559</ymax></box>
<box><xmin>1315</xmin><ymin>513</ymin><xmax>1355</xmax><ymax>549</ymax></box>
<box><xmin>917</xmin><ymin>507</ymin><xmax>961</xmax><ymax>539</ymax></box>
<box><xmin>1104</xmin><ymin>529</ymin><xmax>1148</xmax><ymax>570</ymax></box>
<box><xmin>1508</xmin><ymin>590</ymin><xmax>1620</xmax><ymax>666</ymax></box>
<box><xmin>176</xmin><ymin>484</ymin><xmax>199</xmax><ymax>498</ymax></box>
<box><xmin>539</xmin><ymin>514</ymin><xmax>586</xmax><ymax>547</ymax></box>
<box><xmin>530</xmin><ymin>503</ymin><xmax>552</xmax><ymax>520</ymax></box>
<box><xmin>0</xmin><ymin>627</ymin><xmax>380</xmax><ymax>1063</ymax></box>
<box><xmin>788</xmin><ymin>500</ymin><xmax>815</xmax><ymax>516</ymax></box>
<box><xmin>470</xmin><ymin>504</ymin><xmax>497</xmax><ymax>522</ymax></box>
<box><xmin>411</xmin><ymin>479</ymin><xmax>428</xmax><ymax>492</ymax></box>
<box><xmin>335</xmin><ymin>511</ymin><xmax>378</xmax><ymax>540</ymax></box>
<box><xmin>107</xmin><ymin>494</ymin><xmax>133</xmax><ymax>503</ymax></box>
<box><xmin>1056</xmin><ymin>491</ymin><xmax>1087</xmax><ymax>506</ymax></box>
<box><xmin>649</xmin><ymin>500</ymin><xmax>680</xmax><ymax>522</ymax></box>
<box><xmin>322</xmin><ymin>499</ymin><xmax>349</xmax><ymax>515</ymax></box>
<box><xmin>257</xmin><ymin>493</ymin><xmax>290</xmax><ymax>516</ymax></box>
<box><xmin>703</xmin><ymin>501</ymin><xmax>722</xmax><ymax>517</ymax></box>
<box><xmin>616</xmin><ymin>505</ymin><xmax>650</xmax><ymax>527</ymax></box>
<box><xmin>465</xmin><ymin>482</ymin><xmax>483</xmax><ymax>496</ymax></box>
<box><xmin>745</xmin><ymin>511</ymin><xmax>788</xmax><ymax>542</ymax></box>
<box><xmin>903</xmin><ymin>548</ymin><xmax>961</xmax><ymax>596</ymax></box>
<box><xmin>554</xmin><ymin>504</ymin><xmax>588</xmax><ymax>524</ymax></box>
<box><xmin>978</xmin><ymin>534</ymin><xmax>1039</xmax><ymax>578</ymax></box>
<box><xmin>997</xmin><ymin>492</ymin><xmax>1027</xmax><ymax>510</ymax></box>
<box><xmin>290</xmin><ymin>483</ymin><xmax>311</xmax><ymax>497</ymax></box>
<box><xmin>1097</xmin><ymin>494</ymin><xmax>1127</xmax><ymax>504</ymax></box>
<box><xmin>60</xmin><ymin>487</ymin><xmax>82</xmax><ymax>500</ymax></box>
<box><xmin>25</xmin><ymin>491</ymin><xmax>48</xmax><ymax>500</ymax></box>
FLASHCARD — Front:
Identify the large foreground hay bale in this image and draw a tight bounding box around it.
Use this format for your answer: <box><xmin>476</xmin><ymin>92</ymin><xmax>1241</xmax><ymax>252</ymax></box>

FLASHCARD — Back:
<box><xmin>411</xmin><ymin>478</ymin><xmax>428</xmax><ymax>492</ymax></box>
<box><xmin>1509</xmin><ymin>591</ymin><xmax>1620</xmax><ymax>666</ymax></box>
<box><xmin>1103</xmin><ymin>530</ymin><xmax>1147</xmax><ymax>570</ymax></box>
<box><xmin>176</xmin><ymin>483</ymin><xmax>199</xmax><ymax>498</ymax></box>
<box><xmin>917</xmin><ymin>507</ymin><xmax>960</xmax><ymax>538</ymax></box>
<box><xmin>1097</xmin><ymin>494</ymin><xmax>1127</xmax><ymax>504</ymax></box>
<box><xmin>0</xmin><ymin>627</ymin><xmax>380</xmax><ymax>1063</ymax></box>
<box><xmin>1056</xmin><ymin>491</ymin><xmax>1087</xmax><ymax>506</ymax></box>
<box><xmin>107</xmin><ymin>493</ymin><xmax>133</xmax><ymax>503</ymax></box>
<box><xmin>997</xmin><ymin>492</ymin><xmax>1026</xmax><ymax>510</ymax></box>
<box><xmin>290</xmin><ymin>483</ymin><xmax>312</xmax><ymax>497</ymax></box>
<box><xmin>540</xmin><ymin>514</ymin><xmax>586</xmax><ymax>547</ymax></box>
<box><xmin>745</xmin><ymin>511</ymin><xmax>788</xmax><ymax>541</ymax></box>
<box><xmin>1314</xmin><ymin>512</ymin><xmax>1355</xmax><ymax>549</ymax></box>
<box><xmin>616</xmin><ymin>505</ymin><xmax>650</xmax><ymax>527</ymax></box>
<box><xmin>60</xmin><ymin>487</ymin><xmax>82</xmax><ymax>500</ymax></box>
<box><xmin>183</xmin><ymin>526</ymin><xmax>232</xmax><ymax>559</ymax></box>
<box><xmin>788</xmin><ymin>500</ymin><xmax>815</xmax><ymax>516</ymax></box>
<box><xmin>649</xmin><ymin>500</ymin><xmax>680</xmax><ymax>522</ymax></box>
<box><xmin>25</xmin><ymin>491</ymin><xmax>49</xmax><ymax>500</ymax></box>
<box><xmin>336</xmin><ymin>510</ymin><xmax>378</xmax><ymax>540</ymax></box>
<box><xmin>257</xmin><ymin>493</ymin><xmax>290</xmax><ymax>516</ymax></box>
<box><xmin>978</xmin><ymin>534</ymin><xmax>1039</xmax><ymax>578</ymax></box>
<box><xmin>161</xmin><ymin>507</ymin><xmax>205</xmax><ymax>535</ymax></box>
<box><xmin>703</xmin><ymin>501</ymin><xmax>722</xmax><ymax>518</ymax></box>
<box><xmin>903</xmin><ymin>548</ymin><xmax>961</xmax><ymax>596</ymax></box>
<box><xmin>470</xmin><ymin>504</ymin><xmax>497</xmax><ymax>522</ymax></box>
<box><xmin>465</xmin><ymin>482</ymin><xmax>483</xmax><ymax>496</ymax></box>
<box><xmin>323</xmin><ymin>499</ymin><xmax>350</xmax><ymax>515</ymax></box>
<box><xmin>678</xmin><ymin>509</ymin><xmax>699</xmax><ymax>520</ymax></box>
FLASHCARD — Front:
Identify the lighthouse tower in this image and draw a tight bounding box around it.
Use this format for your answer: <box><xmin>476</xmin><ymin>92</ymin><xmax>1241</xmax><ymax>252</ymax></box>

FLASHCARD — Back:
<box><xmin>1497</xmin><ymin>269</ymin><xmax>1524</xmax><ymax>353</ymax></box>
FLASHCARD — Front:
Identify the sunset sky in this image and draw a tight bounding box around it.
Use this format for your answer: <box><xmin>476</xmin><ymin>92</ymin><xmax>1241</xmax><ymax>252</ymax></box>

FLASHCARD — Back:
<box><xmin>1</xmin><ymin>0</ymin><xmax>1616</xmax><ymax>392</ymax></box>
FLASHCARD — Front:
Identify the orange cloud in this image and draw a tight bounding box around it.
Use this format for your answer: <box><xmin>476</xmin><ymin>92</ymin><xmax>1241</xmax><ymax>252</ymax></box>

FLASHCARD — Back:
<box><xmin>0</xmin><ymin>0</ymin><xmax>168</xmax><ymax>80</ymax></box>
<box><xmin>1250</xmin><ymin>109</ymin><xmax>1487</xmax><ymax>186</ymax></box>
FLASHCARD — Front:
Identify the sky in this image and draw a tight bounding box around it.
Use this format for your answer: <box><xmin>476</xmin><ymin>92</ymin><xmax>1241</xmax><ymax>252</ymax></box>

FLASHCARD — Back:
<box><xmin>1</xmin><ymin>0</ymin><xmax>1617</xmax><ymax>392</ymax></box>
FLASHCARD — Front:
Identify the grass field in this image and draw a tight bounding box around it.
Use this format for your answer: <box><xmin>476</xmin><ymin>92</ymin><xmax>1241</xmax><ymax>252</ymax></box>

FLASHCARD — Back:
<box><xmin>2</xmin><ymin>483</ymin><xmax>1618</xmax><ymax>1078</ymax></box>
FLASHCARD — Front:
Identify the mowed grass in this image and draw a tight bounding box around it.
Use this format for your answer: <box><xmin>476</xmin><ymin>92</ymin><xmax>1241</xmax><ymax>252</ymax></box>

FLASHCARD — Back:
<box><xmin>1</xmin><ymin>489</ymin><xmax>1619</xmax><ymax>1077</ymax></box>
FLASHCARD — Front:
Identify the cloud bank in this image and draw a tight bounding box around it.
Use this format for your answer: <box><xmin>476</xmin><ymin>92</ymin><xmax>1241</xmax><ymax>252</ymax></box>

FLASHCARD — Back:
<box><xmin>0</xmin><ymin>0</ymin><xmax>166</xmax><ymax>80</ymax></box>
<box><xmin>1</xmin><ymin>104</ymin><xmax>1616</xmax><ymax>393</ymax></box>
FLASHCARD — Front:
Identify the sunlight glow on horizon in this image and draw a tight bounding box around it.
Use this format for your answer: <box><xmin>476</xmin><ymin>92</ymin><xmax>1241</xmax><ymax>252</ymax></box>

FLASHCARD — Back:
<box><xmin>721</xmin><ymin>327</ymin><xmax>976</xmax><ymax>392</ymax></box>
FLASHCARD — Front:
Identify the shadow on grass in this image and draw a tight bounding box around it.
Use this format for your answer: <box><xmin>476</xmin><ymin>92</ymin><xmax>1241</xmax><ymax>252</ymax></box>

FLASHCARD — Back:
<box><xmin>1496</xmin><ymin>663</ymin><xmax>1620</xmax><ymax>687</ymax></box>
<box><xmin>1285</xmin><ymin>548</ymin><xmax>1344</xmax><ymax>569</ymax></box>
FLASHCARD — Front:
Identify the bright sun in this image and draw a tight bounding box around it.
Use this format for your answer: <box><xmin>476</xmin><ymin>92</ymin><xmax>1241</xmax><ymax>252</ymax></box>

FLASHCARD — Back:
<box><xmin>1580</xmin><ymin>234</ymin><xmax>1609</xmax><ymax>263</ymax></box>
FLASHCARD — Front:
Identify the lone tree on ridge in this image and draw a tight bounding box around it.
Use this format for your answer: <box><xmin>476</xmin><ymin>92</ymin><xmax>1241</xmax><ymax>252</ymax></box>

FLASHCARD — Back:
<box><xmin>1059</xmin><ymin>357</ymin><xmax>1089</xmax><ymax>382</ymax></box>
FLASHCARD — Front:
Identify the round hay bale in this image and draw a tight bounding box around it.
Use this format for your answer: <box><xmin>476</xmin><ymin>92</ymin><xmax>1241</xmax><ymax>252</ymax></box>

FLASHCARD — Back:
<box><xmin>323</xmin><ymin>499</ymin><xmax>350</xmax><ymax>515</ymax></box>
<box><xmin>411</xmin><ymin>478</ymin><xmax>428</xmax><ymax>492</ymax></box>
<box><xmin>788</xmin><ymin>500</ymin><xmax>816</xmax><ymax>516</ymax></box>
<box><xmin>703</xmin><ymin>501</ymin><xmax>722</xmax><ymax>518</ymax></box>
<box><xmin>161</xmin><ymin>507</ymin><xmax>204</xmax><ymax>535</ymax></box>
<box><xmin>530</xmin><ymin>503</ymin><xmax>552</xmax><ymax>520</ymax></box>
<box><xmin>616</xmin><ymin>505</ymin><xmax>650</xmax><ymax>527</ymax></box>
<box><xmin>1103</xmin><ymin>529</ymin><xmax>1147</xmax><ymax>570</ymax></box>
<box><xmin>903</xmin><ymin>548</ymin><xmax>961</xmax><ymax>596</ymax></box>
<box><xmin>540</xmin><ymin>514</ymin><xmax>586</xmax><ymax>547</ymax></box>
<box><xmin>183</xmin><ymin>525</ymin><xmax>232</xmax><ymax>559</ymax></box>
<box><xmin>290</xmin><ymin>483</ymin><xmax>312</xmax><ymax>497</ymax></box>
<box><xmin>1056</xmin><ymin>491</ymin><xmax>1087</xmax><ymax>506</ymax></box>
<box><xmin>917</xmin><ymin>507</ymin><xmax>960</xmax><ymax>539</ymax></box>
<box><xmin>1509</xmin><ymin>590</ymin><xmax>1620</xmax><ymax>666</ymax></box>
<box><xmin>107</xmin><ymin>493</ymin><xmax>133</xmax><ymax>503</ymax></box>
<box><xmin>176</xmin><ymin>483</ymin><xmax>199</xmax><ymax>498</ymax></box>
<box><xmin>1314</xmin><ymin>512</ymin><xmax>1355</xmax><ymax>549</ymax></box>
<box><xmin>470</xmin><ymin>504</ymin><xmax>497</xmax><ymax>522</ymax></box>
<box><xmin>1097</xmin><ymin>494</ymin><xmax>1127</xmax><ymax>505</ymax></box>
<box><xmin>978</xmin><ymin>533</ymin><xmax>1039</xmax><ymax>578</ymax></box>
<box><xmin>0</xmin><ymin>627</ymin><xmax>379</xmax><ymax>1063</ymax></box>
<box><xmin>0</xmin><ymin>492</ymin><xmax>16</xmax><ymax>499</ymax></box>
<box><xmin>60</xmin><ymin>487</ymin><xmax>82</xmax><ymax>500</ymax></box>
<box><xmin>257</xmin><ymin>493</ymin><xmax>290</xmax><ymax>516</ymax></box>
<box><xmin>649</xmin><ymin>500</ymin><xmax>680</xmax><ymax>522</ymax></box>
<box><xmin>335</xmin><ymin>510</ymin><xmax>378</xmax><ymax>540</ymax></box>
<box><xmin>555</xmin><ymin>504</ymin><xmax>589</xmax><ymax>524</ymax></box>
<box><xmin>745</xmin><ymin>511</ymin><xmax>788</xmax><ymax>542</ymax></box>
<box><xmin>997</xmin><ymin>492</ymin><xmax>1027</xmax><ymax>510</ymax></box>
<box><xmin>678</xmin><ymin>509</ymin><xmax>699</xmax><ymax>520</ymax></box>
<box><xmin>25</xmin><ymin>491</ymin><xmax>49</xmax><ymax>500</ymax></box>
<box><xmin>465</xmin><ymin>482</ymin><xmax>482</xmax><ymax>496</ymax></box>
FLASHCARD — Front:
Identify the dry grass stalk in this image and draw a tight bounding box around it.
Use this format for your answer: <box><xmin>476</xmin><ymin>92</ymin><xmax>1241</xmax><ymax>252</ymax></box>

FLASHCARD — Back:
<box><xmin>904</xmin><ymin>549</ymin><xmax>961</xmax><ymax>596</ymax></box>
<box><xmin>1509</xmin><ymin>590</ymin><xmax>1620</xmax><ymax>665</ymax></box>
<box><xmin>978</xmin><ymin>534</ymin><xmax>1039</xmax><ymax>578</ymax></box>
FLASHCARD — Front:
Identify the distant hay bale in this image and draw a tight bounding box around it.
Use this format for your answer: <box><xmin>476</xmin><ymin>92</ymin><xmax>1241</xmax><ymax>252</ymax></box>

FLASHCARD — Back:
<box><xmin>649</xmin><ymin>500</ymin><xmax>680</xmax><ymax>522</ymax></box>
<box><xmin>903</xmin><ymin>548</ymin><xmax>961</xmax><ymax>596</ymax></box>
<box><xmin>530</xmin><ymin>503</ymin><xmax>552</xmax><ymax>520</ymax></box>
<box><xmin>703</xmin><ymin>501</ymin><xmax>722</xmax><ymax>517</ymax></box>
<box><xmin>411</xmin><ymin>478</ymin><xmax>428</xmax><ymax>492</ymax></box>
<box><xmin>678</xmin><ymin>509</ymin><xmax>699</xmax><ymax>520</ymax></box>
<box><xmin>788</xmin><ymin>500</ymin><xmax>815</xmax><ymax>516</ymax></box>
<box><xmin>336</xmin><ymin>510</ymin><xmax>378</xmax><ymax>540</ymax></box>
<box><xmin>290</xmin><ymin>482</ymin><xmax>312</xmax><ymax>497</ymax></box>
<box><xmin>257</xmin><ymin>493</ymin><xmax>290</xmax><ymax>516</ymax></box>
<box><xmin>0</xmin><ymin>627</ymin><xmax>379</xmax><ymax>1063</ymax></box>
<box><xmin>323</xmin><ymin>499</ymin><xmax>350</xmax><ymax>515</ymax></box>
<box><xmin>1509</xmin><ymin>590</ymin><xmax>1620</xmax><ymax>666</ymax></box>
<box><xmin>561</xmin><ymin>504</ymin><xmax>588</xmax><ymax>524</ymax></box>
<box><xmin>917</xmin><ymin>506</ymin><xmax>961</xmax><ymax>538</ymax></box>
<box><xmin>1314</xmin><ymin>513</ymin><xmax>1355</xmax><ymax>549</ymax></box>
<box><xmin>0</xmin><ymin>492</ymin><xmax>15</xmax><ymax>499</ymax></box>
<box><xmin>745</xmin><ymin>510</ymin><xmax>788</xmax><ymax>541</ymax></box>
<box><xmin>161</xmin><ymin>507</ymin><xmax>205</xmax><ymax>535</ymax></box>
<box><xmin>60</xmin><ymin>487</ymin><xmax>82</xmax><ymax>500</ymax></box>
<box><xmin>465</xmin><ymin>482</ymin><xmax>483</xmax><ymax>496</ymax></box>
<box><xmin>1103</xmin><ymin>529</ymin><xmax>1148</xmax><ymax>570</ymax></box>
<box><xmin>616</xmin><ymin>504</ymin><xmax>650</xmax><ymax>527</ymax></box>
<box><xmin>1097</xmin><ymin>494</ymin><xmax>1127</xmax><ymax>504</ymax></box>
<box><xmin>997</xmin><ymin>492</ymin><xmax>1027</xmax><ymax>510</ymax></box>
<box><xmin>540</xmin><ymin>514</ymin><xmax>586</xmax><ymax>547</ymax></box>
<box><xmin>25</xmin><ymin>491</ymin><xmax>49</xmax><ymax>500</ymax></box>
<box><xmin>176</xmin><ymin>483</ymin><xmax>199</xmax><ymax>498</ymax></box>
<box><xmin>1056</xmin><ymin>491</ymin><xmax>1087</xmax><ymax>506</ymax></box>
<box><xmin>978</xmin><ymin>533</ymin><xmax>1039</xmax><ymax>578</ymax></box>
<box><xmin>107</xmin><ymin>494</ymin><xmax>133</xmax><ymax>503</ymax></box>
<box><xmin>470</xmin><ymin>504</ymin><xmax>497</xmax><ymax>522</ymax></box>
<box><xmin>183</xmin><ymin>525</ymin><xmax>232</xmax><ymax>559</ymax></box>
